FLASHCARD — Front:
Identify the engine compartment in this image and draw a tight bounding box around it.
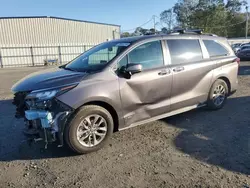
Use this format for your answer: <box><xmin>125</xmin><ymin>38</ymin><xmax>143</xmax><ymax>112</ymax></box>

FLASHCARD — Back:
<box><xmin>13</xmin><ymin>92</ymin><xmax>73</xmax><ymax>148</ymax></box>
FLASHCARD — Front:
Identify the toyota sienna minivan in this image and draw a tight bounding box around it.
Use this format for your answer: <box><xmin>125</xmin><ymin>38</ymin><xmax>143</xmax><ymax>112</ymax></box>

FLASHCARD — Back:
<box><xmin>12</xmin><ymin>30</ymin><xmax>239</xmax><ymax>154</ymax></box>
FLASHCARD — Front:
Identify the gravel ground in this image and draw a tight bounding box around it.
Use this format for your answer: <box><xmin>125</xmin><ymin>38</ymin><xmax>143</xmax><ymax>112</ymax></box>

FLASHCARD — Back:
<box><xmin>0</xmin><ymin>63</ymin><xmax>250</xmax><ymax>188</ymax></box>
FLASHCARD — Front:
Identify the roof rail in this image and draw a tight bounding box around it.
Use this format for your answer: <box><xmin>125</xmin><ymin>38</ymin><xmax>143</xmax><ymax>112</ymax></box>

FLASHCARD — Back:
<box><xmin>170</xmin><ymin>29</ymin><xmax>203</xmax><ymax>34</ymax></box>
<box><xmin>169</xmin><ymin>29</ymin><xmax>217</xmax><ymax>36</ymax></box>
<box><xmin>203</xmin><ymin>33</ymin><xmax>218</xmax><ymax>37</ymax></box>
<box><xmin>173</xmin><ymin>28</ymin><xmax>186</xmax><ymax>34</ymax></box>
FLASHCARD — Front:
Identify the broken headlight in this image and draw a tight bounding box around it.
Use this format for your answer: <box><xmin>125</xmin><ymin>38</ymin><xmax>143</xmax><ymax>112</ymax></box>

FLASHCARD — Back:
<box><xmin>26</xmin><ymin>84</ymin><xmax>77</xmax><ymax>101</ymax></box>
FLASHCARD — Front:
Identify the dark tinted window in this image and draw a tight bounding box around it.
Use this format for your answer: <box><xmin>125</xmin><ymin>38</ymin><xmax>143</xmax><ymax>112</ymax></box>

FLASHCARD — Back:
<box><xmin>117</xmin><ymin>55</ymin><xmax>128</xmax><ymax>70</ymax></box>
<box><xmin>203</xmin><ymin>40</ymin><xmax>228</xmax><ymax>57</ymax></box>
<box><xmin>167</xmin><ymin>39</ymin><xmax>203</xmax><ymax>64</ymax></box>
<box><xmin>240</xmin><ymin>46</ymin><xmax>250</xmax><ymax>51</ymax></box>
<box><xmin>128</xmin><ymin>41</ymin><xmax>164</xmax><ymax>70</ymax></box>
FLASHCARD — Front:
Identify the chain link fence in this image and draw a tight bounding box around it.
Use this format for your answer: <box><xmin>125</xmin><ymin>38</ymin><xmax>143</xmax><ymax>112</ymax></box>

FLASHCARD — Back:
<box><xmin>0</xmin><ymin>45</ymin><xmax>96</xmax><ymax>68</ymax></box>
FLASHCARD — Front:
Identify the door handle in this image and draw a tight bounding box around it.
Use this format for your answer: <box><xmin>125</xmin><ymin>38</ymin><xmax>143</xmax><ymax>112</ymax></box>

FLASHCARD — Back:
<box><xmin>158</xmin><ymin>69</ymin><xmax>171</xmax><ymax>75</ymax></box>
<box><xmin>173</xmin><ymin>66</ymin><xmax>184</xmax><ymax>72</ymax></box>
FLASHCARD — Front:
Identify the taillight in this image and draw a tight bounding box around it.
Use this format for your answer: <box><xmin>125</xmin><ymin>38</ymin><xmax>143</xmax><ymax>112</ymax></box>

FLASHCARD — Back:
<box><xmin>234</xmin><ymin>58</ymin><xmax>240</xmax><ymax>65</ymax></box>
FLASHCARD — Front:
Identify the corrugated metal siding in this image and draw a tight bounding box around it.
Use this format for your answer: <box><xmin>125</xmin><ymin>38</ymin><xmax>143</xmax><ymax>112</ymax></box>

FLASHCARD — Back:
<box><xmin>0</xmin><ymin>17</ymin><xmax>120</xmax><ymax>46</ymax></box>
<box><xmin>0</xmin><ymin>45</ymin><xmax>96</xmax><ymax>67</ymax></box>
<box><xmin>0</xmin><ymin>17</ymin><xmax>120</xmax><ymax>67</ymax></box>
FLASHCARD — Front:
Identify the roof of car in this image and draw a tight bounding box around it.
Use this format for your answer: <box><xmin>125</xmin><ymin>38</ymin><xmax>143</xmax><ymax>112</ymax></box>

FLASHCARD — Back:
<box><xmin>113</xmin><ymin>34</ymin><xmax>226</xmax><ymax>44</ymax></box>
<box><xmin>241</xmin><ymin>43</ymin><xmax>250</xmax><ymax>46</ymax></box>
<box><xmin>112</xmin><ymin>35</ymin><xmax>159</xmax><ymax>43</ymax></box>
<box><xmin>241</xmin><ymin>45</ymin><xmax>250</xmax><ymax>47</ymax></box>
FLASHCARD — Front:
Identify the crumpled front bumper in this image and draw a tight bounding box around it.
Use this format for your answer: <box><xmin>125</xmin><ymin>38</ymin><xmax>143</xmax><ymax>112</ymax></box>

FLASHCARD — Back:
<box><xmin>25</xmin><ymin>110</ymin><xmax>53</xmax><ymax>128</ymax></box>
<box><xmin>24</xmin><ymin>109</ymin><xmax>71</xmax><ymax>147</ymax></box>
<box><xmin>13</xmin><ymin>92</ymin><xmax>73</xmax><ymax>148</ymax></box>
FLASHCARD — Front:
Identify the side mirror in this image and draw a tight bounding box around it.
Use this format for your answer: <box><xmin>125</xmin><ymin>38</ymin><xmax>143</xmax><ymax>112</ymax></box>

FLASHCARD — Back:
<box><xmin>126</xmin><ymin>64</ymin><xmax>143</xmax><ymax>75</ymax></box>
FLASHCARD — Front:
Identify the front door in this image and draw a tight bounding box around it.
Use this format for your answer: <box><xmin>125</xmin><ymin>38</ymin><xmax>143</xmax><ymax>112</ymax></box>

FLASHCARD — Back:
<box><xmin>117</xmin><ymin>40</ymin><xmax>172</xmax><ymax>126</ymax></box>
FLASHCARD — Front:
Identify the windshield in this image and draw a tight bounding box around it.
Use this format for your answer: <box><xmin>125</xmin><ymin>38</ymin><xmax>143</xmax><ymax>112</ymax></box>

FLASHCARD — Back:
<box><xmin>65</xmin><ymin>41</ymin><xmax>131</xmax><ymax>72</ymax></box>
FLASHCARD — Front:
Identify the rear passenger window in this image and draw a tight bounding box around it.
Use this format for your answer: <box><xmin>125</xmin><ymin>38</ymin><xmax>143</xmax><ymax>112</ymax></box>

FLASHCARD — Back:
<box><xmin>203</xmin><ymin>40</ymin><xmax>228</xmax><ymax>58</ymax></box>
<box><xmin>167</xmin><ymin>39</ymin><xmax>203</xmax><ymax>64</ymax></box>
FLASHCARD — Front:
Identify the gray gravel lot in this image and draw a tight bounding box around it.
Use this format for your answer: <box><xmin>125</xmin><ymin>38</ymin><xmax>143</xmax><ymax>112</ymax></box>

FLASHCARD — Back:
<box><xmin>0</xmin><ymin>63</ymin><xmax>250</xmax><ymax>188</ymax></box>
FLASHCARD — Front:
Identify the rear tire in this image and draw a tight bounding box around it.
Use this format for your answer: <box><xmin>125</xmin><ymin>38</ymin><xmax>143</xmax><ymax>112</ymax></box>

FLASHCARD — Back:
<box><xmin>65</xmin><ymin>105</ymin><xmax>114</xmax><ymax>154</ymax></box>
<box><xmin>207</xmin><ymin>79</ymin><xmax>228</xmax><ymax>110</ymax></box>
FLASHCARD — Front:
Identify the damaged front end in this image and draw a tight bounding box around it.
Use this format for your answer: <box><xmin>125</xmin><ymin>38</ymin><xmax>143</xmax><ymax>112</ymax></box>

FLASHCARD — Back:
<box><xmin>12</xmin><ymin>85</ymin><xmax>75</xmax><ymax>148</ymax></box>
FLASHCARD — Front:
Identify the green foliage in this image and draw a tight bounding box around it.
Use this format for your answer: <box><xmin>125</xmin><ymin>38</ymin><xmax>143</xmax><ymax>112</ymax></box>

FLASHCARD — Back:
<box><xmin>171</xmin><ymin>0</ymin><xmax>248</xmax><ymax>37</ymax></box>
<box><xmin>160</xmin><ymin>9</ymin><xmax>175</xmax><ymax>30</ymax></box>
<box><xmin>121</xmin><ymin>32</ymin><xmax>131</xmax><ymax>38</ymax></box>
<box><xmin>121</xmin><ymin>0</ymin><xmax>248</xmax><ymax>38</ymax></box>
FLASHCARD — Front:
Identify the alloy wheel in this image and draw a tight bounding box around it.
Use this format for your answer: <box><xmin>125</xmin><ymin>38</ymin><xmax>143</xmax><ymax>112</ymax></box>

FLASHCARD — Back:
<box><xmin>76</xmin><ymin>114</ymin><xmax>107</xmax><ymax>147</ymax></box>
<box><xmin>212</xmin><ymin>84</ymin><xmax>226</xmax><ymax>107</ymax></box>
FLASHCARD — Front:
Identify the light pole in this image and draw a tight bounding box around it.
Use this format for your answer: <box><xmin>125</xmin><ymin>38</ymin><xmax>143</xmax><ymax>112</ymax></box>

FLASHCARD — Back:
<box><xmin>153</xmin><ymin>15</ymin><xmax>156</xmax><ymax>34</ymax></box>
<box><xmin>246</xmin><ymin>6</ymin><xmax>248</xmax><ymax>39</ymax></box>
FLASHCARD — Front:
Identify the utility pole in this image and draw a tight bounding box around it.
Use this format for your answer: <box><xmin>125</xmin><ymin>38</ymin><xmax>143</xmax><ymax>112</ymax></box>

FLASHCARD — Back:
<box><xmin>153</xmin><ymin>15</ymin><xmax>156</xmax><ymax>34</ymax></box>
<box><xmin>246</xmin><ymin>6</ymin><xmax>248</xmax><ymax>39</ymax></box>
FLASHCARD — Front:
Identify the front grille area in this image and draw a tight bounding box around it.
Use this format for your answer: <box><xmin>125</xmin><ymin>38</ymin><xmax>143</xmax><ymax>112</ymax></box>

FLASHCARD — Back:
<box><xmin>13</xmin><ymin>92</ymin><xmax>29</xmax><ymax>118</ymax></box>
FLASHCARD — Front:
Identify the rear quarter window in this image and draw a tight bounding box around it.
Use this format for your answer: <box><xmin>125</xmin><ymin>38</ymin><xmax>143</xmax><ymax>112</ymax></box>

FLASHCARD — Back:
<box><xmin>203</xmin><ymin>40</ymin><xmax>229</xmax><ymax>58</ymax></box>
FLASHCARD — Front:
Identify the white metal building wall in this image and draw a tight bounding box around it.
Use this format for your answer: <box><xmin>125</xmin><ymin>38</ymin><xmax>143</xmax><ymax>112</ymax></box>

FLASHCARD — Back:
<box><xmin>0</xmin><ymin>17</ymin><xmax>120</xmax><ymax>46</ymax></box>
<box><xmin>0</xmin><ymin>17</ymin><xmax>120</xmax><ymax>67</ymax></box>
<box><xmin>228</xmin><ymin>38</ymin><xmax>250</xmax><ymax>44</ymax></box>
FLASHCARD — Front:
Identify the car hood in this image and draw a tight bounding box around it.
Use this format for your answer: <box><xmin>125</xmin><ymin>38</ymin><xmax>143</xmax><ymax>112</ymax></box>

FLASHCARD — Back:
<box><xmin>11</xmin><ymin>67</ymin><xmax>88</xmax><ymax>93</ymax></box>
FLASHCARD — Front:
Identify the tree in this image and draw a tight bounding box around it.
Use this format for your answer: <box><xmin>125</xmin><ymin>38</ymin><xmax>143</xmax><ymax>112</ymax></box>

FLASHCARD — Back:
<box><xmin>161</xmin><ymin>27</ymin><xmax>168</xmax><ymax>33</ymax></box>
<box><xmin>172</xmin><ymin>0</ymin><xmax>247</xmax><ymax>37</ymax></box>
<box><xmin>226</xmin><ymin>0</ymin><xmax>247</xmax><ymax>12</ymax></box>
<box><xmin>160</xmin><ymin>8</ymin><xmax>175</xmax><ymax>30</ymax></box>
<box><xmin>149</xmin><ymin>28</ymin><xmax>156</xmax><ymax>33</ymax></box>
<box><xmin>226</xmin><ymin>12</ymin><xmax>246</xmax><ymax>37</ymax></box>
<box><xmin>134</xmin><ymin>27</ymin><xmax>149</xmax><ymax>35</ymax></box>
<box><xmin>173</xmin><ymin>0</ymin><xmax>198</xmax><ymax>28</ymax></box>
<box><xmin>121</xmin><ymin>32</ymin><xmax>131</xmax><ymax>38</ymax></box>
<box><xmin>134</xmin><ymin>27</ymin><xmax>143</xmax><ymax>34</ymax></box>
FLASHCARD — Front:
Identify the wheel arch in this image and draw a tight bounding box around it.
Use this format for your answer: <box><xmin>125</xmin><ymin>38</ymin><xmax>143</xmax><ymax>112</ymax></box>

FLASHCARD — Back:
<box><xmin>216</xmin><ymin>76</ymin><xmax>231</xmax><ymax>94</ymax></box>
<box><xmin>211</xmin><ymin>72</ymin><xmax>231</xmax><ymax>93</ymax></box>
<box><xmin>77</xmin><ymin>100</ymin><xmax>120</xmax><ymax>132</ymax></box>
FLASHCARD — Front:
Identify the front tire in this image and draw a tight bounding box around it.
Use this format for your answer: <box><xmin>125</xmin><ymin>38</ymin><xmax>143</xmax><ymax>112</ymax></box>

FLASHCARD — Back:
<box><xmin>65</xmin><ymin>105</ymin><xmax>114</xmax><ymax>154</ymax></box>
<box><xmin>207</xmin><ymin>79</ymin><xmax>228</xmax><ymax>110</ymax></box>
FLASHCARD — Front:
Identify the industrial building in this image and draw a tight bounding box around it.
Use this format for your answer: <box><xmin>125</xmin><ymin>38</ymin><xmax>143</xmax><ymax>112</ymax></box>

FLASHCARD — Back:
<box><xmin>0</xmin><ymin>16</ymin><xmax>120</xmax><ymax>67</ymax></box>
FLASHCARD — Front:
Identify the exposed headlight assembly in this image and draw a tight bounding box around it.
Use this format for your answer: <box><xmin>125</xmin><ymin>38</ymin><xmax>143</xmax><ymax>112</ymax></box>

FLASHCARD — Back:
<box><xmin>26</xmin><ymin>84</ymin><xmax>77</xmax><ymax>101</ymax></box>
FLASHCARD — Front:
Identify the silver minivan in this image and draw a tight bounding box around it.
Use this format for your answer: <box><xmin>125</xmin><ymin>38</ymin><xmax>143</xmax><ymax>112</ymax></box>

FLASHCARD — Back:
<box><xmin>12</xmin><ymin>30</ymin><xmax>239</xmax><ymax>154</ymax></box>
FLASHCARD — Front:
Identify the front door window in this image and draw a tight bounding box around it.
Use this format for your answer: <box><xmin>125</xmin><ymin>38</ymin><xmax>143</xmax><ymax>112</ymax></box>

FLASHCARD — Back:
<box><xmin>128</xmin><ymin>40</ymin><xmax>164</xmax><ymax>70</ymax></box>
<box><xmin>117</xmin><ymin>40</ymin><xmax>164</xmax><ymax>71</ymax></box>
